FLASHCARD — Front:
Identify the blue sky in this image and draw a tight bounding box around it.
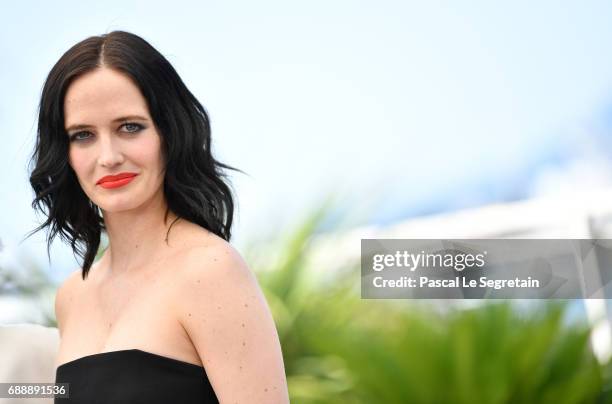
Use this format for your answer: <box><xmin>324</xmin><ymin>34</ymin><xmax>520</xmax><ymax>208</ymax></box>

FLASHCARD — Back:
<box><xmin>2</xmin><ymin>1</ymin><xmax>612</xmax><ymax>282</ymax></box>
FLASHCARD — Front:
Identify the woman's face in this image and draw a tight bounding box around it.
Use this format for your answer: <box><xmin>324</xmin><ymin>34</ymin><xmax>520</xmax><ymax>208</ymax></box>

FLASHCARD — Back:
<box><xmin>64</xmin><ymin>67</ymin><xmax>165</xmax><ymax>214</ymax></box>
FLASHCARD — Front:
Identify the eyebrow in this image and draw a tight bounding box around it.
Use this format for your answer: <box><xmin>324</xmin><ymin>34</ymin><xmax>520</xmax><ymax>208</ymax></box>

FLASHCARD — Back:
<box><xmin>65</xmin><ymin>115</ymin><xmax>149</xmax><ymax>132</ymax></box>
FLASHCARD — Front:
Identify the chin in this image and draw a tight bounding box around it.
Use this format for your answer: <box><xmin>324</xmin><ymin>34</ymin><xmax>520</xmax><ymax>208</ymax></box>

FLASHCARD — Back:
<box><xmin>97</xmin><ymin>200</ymin><xmax>141</xmax><ymax>213</ymax></box>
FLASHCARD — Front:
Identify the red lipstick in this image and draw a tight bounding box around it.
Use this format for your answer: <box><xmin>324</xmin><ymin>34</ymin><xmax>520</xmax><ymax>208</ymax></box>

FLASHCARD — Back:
<box><xmin>97</xmin><ymin>172</ymin><xmax>138</xmax><ymax>189</ymax></box>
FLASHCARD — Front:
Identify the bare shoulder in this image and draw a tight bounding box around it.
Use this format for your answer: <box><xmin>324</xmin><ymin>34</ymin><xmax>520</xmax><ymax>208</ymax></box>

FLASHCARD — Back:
<box><xmin>177</xmin><ymin>234</ymin><xmax>253</xmax><ymax>283</ymax></box>
<box><xmin>54</xmin><ymin>269</ymin><xmax>83</xmax><ymax>336</ymax></box>
<box><xmin>56</xmin><ymin>269</ymin><xmax>82</xmax><ymax>308</ymax></box>
<box><xmin>166</xmin><ymin>220</ymin><xmax>253</xmax><ymax>284</ymax></box>
<box><xmin>170</xmin><ymin>230</ymin><xmax>261</xmax><ymax>321</ymax></box>
<box><xmin>171</xmin><ymin>232</ymin><xmax>290</xmax><ymax>402</ymax></box>
<box><xmin>171</xmin><ymin>234</ymin><xmax>260</xmax><ymax>308</ymax></box>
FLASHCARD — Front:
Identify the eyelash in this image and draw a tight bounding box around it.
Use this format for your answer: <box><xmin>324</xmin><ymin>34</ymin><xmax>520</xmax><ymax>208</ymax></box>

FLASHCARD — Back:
<box><xmin>69</xmin><ymin>122</ymin><xmax>145</xmax><ymax>142</ymax></box>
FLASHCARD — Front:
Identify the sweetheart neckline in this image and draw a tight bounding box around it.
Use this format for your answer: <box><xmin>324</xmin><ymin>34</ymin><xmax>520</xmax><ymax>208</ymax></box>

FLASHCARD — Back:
<box><xmin>56</xmin><ymin>349</ymin><xmax>204</xmax><ymax>371</ymax></box>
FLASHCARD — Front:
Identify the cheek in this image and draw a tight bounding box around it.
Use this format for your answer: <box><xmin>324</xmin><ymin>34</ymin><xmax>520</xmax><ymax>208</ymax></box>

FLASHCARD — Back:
<box><xmin>68</xmin><ymin>148</ymin><xmax>88</xmax><ymax>178</ymax></box>
<box><xmin>137</xmin><ymin>136</ymin><xmax>164</xmax><ymax>173</ymax></box>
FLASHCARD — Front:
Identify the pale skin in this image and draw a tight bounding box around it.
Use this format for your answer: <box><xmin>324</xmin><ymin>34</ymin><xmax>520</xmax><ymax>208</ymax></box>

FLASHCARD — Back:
<box><xmin>54</xmin><ymin>66</ymin><xmax>290</xmax><ymax>403</ymax></box>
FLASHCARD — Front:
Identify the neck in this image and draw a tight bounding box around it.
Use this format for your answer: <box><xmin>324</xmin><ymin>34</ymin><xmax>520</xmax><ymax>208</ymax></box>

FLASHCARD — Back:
<box><xmin>100</xmin><ymin>191</ymin><xmax>180</xmax><ymax>276</ymax></box>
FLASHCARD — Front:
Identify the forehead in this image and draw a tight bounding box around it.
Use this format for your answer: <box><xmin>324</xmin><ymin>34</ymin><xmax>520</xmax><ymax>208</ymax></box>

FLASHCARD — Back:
<box><xmin>64</xmin><ymin>67</ymin><xmax>149</xmax><ymax>127</ymax></box>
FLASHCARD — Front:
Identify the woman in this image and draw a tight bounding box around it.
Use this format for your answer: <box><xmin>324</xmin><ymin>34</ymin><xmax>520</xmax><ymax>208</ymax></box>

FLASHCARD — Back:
<box><xmin>27</xmin><ymin>31</ymin><xmax>290</xmax><ymax>403</ymax></box>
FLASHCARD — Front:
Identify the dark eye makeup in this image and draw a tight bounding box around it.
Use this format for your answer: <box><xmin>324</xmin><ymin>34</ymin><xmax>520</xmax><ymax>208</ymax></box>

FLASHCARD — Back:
<box><xmin>68</xmin><ymin>122</ymin><xmax>145</xmax><ymax>142</ymax></box>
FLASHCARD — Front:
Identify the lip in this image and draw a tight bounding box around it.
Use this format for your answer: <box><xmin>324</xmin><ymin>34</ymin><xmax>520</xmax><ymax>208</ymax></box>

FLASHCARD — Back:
<box><xmin>97</xmin><ymin>172</ymin><xmax>138</xmax><ymax>189</ymax></box>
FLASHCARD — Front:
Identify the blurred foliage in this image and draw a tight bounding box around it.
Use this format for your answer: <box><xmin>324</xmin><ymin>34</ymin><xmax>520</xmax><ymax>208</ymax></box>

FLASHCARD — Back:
<box><xmin>0</xmin><ymin>237</ymin><xmax>57</xmax><ymax>327</ymax></box>
<box><xmin>0</xmin><ymin>235</ymin><xmax>109</xmax><ymax>327</ymax></box>
<box><xmin>249</xmin><ymin>201</ymin><xmax>612</xmax><ymax>404</ymax></box>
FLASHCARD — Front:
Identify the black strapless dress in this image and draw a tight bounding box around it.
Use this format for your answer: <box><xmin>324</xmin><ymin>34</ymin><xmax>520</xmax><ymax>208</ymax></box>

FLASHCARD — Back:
<box><xmin>54</xmin><ymin>349</ymin><xmax>219</xmax><ymax>403</ymax></box>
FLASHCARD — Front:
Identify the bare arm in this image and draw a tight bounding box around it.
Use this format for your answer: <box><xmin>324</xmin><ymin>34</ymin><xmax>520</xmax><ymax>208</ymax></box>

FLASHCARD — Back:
<box><xmin>174</xmin><ymin>243</ymin><xmax>290</xmax><ymax>403</ymax></box>
<box><xmin>53</xmin><ymin>270</ymin><xmax>80</xmax><ymax>367</ymax></box>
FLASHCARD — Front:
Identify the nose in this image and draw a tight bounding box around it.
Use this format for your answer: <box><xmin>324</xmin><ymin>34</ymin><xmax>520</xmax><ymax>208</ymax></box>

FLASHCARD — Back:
<box><xmin>97</xmin><ymin>133</ymin><xmax>125</xmax><ymax>168</ymax></box>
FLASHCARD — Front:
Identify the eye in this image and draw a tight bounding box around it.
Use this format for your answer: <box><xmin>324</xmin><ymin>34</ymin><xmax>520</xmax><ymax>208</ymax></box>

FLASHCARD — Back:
<box><xmin>69</xmin><ymin>131</ymin><xmax>92</xmax><ymax>142</ymax></box>
<box><xmin>68</xmin><ymin>122</ymin><xmax>145</xmax><ymax>143</ymax></box>
<box><xmin>122</xmin><ymin>122</ymin><xmax>145</xmax><ymax>133</ymax></box>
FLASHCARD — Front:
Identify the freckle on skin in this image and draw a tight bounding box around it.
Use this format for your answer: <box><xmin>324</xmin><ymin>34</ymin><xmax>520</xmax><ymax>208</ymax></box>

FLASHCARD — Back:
<box><xmin>241</xmin><ymin>323</ymin><xmax>245</xmax><ymax>328</ymax></box>
<box><xmin>264</xmin><ymin>388</ymin><xmax>268</xmax><ymax>392</ymax></box>
<box><xmin>188</xmin><ymin>313</ymin><xmax>192</xmax><ymax>317</ymax></box>
<box><xmin>217</xmin><ymin>305</ymin><xmax>222</xmax><ymax>310</ymax></box>
<box><xmin>244</xmin><ymin>303</ymin><xmax>248</xmax><ymax>307</ymax></box>
<box><xmin>242</xmin><ymin>341</ymin><xmax>246</xmax><ymax>346</ymax></box>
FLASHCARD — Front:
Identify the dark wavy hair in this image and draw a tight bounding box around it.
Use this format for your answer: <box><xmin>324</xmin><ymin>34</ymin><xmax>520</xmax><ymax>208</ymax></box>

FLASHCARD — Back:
<box><xmin>26</xmin><ymin>30</ymin><xmax>243</xmax><ymax>280</ymax></box>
